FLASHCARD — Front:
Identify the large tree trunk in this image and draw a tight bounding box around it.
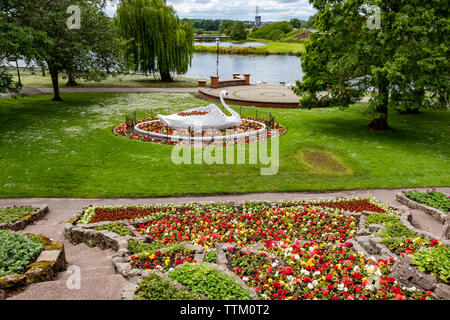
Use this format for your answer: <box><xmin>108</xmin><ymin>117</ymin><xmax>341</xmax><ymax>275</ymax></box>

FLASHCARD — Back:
<box><xmin>49</xmin><ymin>64</ymin><xmax>62</xmax><ymax>101</ymax></box>
<box><xmin>160</xmin><ymin>71</ymin><xmax>172</xmax><ymax>82</ymax></box>
<box><xmin>66</xmin><ymin>71</ymin><xmax>78</xmax><ymax>87</ymax></box>
<box><xmin>369</xmin><ymin>83</ymin><xmax>390</xmax><ymax>130</ymax></box>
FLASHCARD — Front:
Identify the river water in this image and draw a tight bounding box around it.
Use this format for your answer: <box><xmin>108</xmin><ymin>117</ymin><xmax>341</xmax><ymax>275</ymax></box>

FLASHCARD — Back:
<box><xmin>184</xmin><ymin>53</ymin><xmax>304</xmax><ymax>85</ymax></box>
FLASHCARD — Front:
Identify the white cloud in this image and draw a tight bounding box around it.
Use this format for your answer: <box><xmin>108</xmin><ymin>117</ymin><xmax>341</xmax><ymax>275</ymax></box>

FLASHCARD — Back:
<box><xmin>105</xmin><ymin>0</ymin><xmax>315</xmax><ymax>21</ymax></box>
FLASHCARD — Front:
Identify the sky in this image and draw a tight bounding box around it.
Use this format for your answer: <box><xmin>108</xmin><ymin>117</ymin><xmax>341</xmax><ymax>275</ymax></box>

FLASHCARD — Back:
<box><xmin>105</xmin><ymin>0</ymin><xmax>315</xmax><ymax>21</ymax></box>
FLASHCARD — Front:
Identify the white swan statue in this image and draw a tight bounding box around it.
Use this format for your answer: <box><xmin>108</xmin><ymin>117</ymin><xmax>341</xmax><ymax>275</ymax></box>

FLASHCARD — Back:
<box><xmin>157</xmin><ymin>90</ymin><xmax>242</xmax><ymax>130</ymax></box>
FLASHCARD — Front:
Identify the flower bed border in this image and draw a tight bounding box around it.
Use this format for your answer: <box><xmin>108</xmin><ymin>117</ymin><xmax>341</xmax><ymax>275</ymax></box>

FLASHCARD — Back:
<box><xmin>396</xmin><ymin>192</ymin><xmax>447</xmax><ymax>224</ymax></box>
<box><xmin>0</xmin><ymin>232</ymin><xmax>66</xmax><ymax>299</ymax></box>
<box><xmin>0</xmin><ymin>205</ymin><xmax>49</xmax><ymax>231</ymax></box>
<box><xmin>64</xmin><ymin>200</ymin><xmax>450</xmax><ymax>300</ymax></box>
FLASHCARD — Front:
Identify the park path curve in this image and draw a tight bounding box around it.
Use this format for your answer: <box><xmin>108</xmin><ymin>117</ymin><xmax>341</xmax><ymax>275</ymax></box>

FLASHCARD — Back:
<box><xmin>1</xmin><ymin>187</ymin><xmax>449</xmax><ymax>300</ymax></box>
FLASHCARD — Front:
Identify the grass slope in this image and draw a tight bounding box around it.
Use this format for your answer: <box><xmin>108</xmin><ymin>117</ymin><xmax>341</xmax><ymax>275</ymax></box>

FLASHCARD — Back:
<box><xmin>0</xmin><ymin>92</ymin><xmax>448</xmax><ymax>198</ymax></box>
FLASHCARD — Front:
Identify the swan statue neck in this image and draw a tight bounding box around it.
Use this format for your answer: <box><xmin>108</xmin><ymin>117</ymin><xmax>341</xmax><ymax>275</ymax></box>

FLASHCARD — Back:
<box><xmin>220</xmin><ymin>92</ymin><xmax>240</xmax><ymax>119</ymax></box>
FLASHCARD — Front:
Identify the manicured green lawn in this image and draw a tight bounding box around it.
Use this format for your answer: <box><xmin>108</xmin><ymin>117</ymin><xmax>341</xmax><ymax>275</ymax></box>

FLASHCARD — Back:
<box><xmin>9</xmin><ymin>69</ymin><xmax>199</xmax><ymax>89</ymax></box>
<box><xmin>0</xmin><ymin>92</ymin><xmax>448</xmax><ymax>198</ymax></box>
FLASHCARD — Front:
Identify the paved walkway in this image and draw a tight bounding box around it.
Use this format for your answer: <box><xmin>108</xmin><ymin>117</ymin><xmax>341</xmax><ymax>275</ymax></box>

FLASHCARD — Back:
<box><xmin>0</xmin><ymin>87</ymin><xmax>198</xmax><ymax>99</ymax></box>
<box><xmin>2</xmin><ymin>187</ymin><xmax>448</xmax><ymax>300</ymax></box>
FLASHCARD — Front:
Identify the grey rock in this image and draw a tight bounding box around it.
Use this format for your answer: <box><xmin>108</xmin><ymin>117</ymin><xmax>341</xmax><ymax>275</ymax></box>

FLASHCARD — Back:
<box><xmin>435</xmin><ymin>283</ymin><xmax>450</xmax><ymax>300</ymax></box>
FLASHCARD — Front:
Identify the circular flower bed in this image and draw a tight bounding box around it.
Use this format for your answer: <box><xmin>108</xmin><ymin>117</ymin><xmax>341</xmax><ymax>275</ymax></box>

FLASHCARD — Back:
<box><xmin>114</xmin><ymin>116</ymin><xmax>287</xmax><ymax>146</ymax></box>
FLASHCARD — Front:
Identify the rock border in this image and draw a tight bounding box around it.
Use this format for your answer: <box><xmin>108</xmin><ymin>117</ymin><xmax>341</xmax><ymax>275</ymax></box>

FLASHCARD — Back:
<box><xmin>396</xmin><ymin>192</ymin><xmax>447</xmax><ymax>224</ymax></box>
<box><xmin>0</xmin><ymin>232</ymin><xmax>67</xmax><ymax>299</ymax></box>
<box><xmin>0</xmin><ymin>205</ymin><xmax>49</xmax><ymax>231</ymax></box>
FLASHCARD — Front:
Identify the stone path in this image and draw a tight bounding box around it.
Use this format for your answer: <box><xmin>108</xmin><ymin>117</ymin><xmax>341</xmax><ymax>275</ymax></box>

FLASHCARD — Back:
<box><xmin>2</xmin><ymin>187</ymin><xmax>448</xmax><ymax>300</ymax></box>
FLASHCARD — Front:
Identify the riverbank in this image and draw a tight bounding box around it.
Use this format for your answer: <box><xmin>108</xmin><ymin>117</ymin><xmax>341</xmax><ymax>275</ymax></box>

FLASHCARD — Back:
<box><xmin>194</xmin><ymin>39</ymin><xmax>305</xmax><ymax>56</ymax></box>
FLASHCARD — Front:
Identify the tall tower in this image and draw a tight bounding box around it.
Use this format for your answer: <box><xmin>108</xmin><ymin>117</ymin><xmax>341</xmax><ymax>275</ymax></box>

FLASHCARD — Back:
<box><xmin>255</xmin><ymin>5</ymin><xmax>262</xmax><ymax>27</ymax></box>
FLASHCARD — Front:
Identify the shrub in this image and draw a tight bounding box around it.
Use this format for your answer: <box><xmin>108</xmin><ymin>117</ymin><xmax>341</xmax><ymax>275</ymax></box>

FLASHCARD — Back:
<box><xmin>0</xmin><ymin>206</ymin><xmax>38</xmax><ymax>225</ymax></box>
<box><xmin>0</xmin><ymin>231</ymin><xmax>43</xmax><ymax>277</ymax></box>
<box><xmin>93</xmin><ymin>222</ymin><xmax>132</xmax><ymax>237</ymax></box>
<box><xmin>205</xmin><ymin>250</ymin><xmax>217</xmax><ymax>263</ymax></box>
<box><xmin>405</xmin><ymin>190</ymin><xmax>450</xmax><ymax>213</ymax></box>
<box><xmin>135</xmin><ymin>273</ymin><xmax>203</xmax><ymax>300</ymax></box>
<box><xmin>411</xmin><ymin>247</ymin><xmax>450</xmax><ymax>283</ymax></box>
<box><xmin>128</xmin><ymin>239</ymin><xmax>167</xmax><ymax>255</ymax></box>
<box><xmin>169</xmin><ymin>263</ymin><xmax>252</xmax><ymax>300</ymax></box>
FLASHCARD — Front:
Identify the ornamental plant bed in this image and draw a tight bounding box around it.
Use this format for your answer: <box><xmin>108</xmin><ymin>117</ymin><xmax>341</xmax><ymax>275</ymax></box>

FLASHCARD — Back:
<box><xmin>114</xmin><ymin>116</ymin><xmax>287</xmax><ymax>146</ymax></box>
<box><xmin>0</xmin><ymin>231</ymin><xmax>66</xmax><ymax>295</ymax></box>
<box><xmin>68</xmin><ymin>200</ymin><xmax>449</xmax><ymax>300</ymax></box>
<box><xmin>224</xmin><ymin>241</ymin><xmax>430</xmax><ymax>300</ymax></box>
<box><xmin>136</xmin><ymin>207</ymin><xmax>359</xmax><ymax>248</ymax></box>
<box><xmin>278</xmin><ymin>197</ymin><xmax>397</xmax><ymax>215</ymax></box>
<box><xmin>130</xmin><ymin>245</ymin><xmax>196</xmax><ymax>272</ymax></box>
<box><xmin>405</xmin><ymin>190</ymin><xmax>449</xmax><ymax>214</ymax></box>
<box><xmin>0</xmin><ymin>205</ymin><xmax>49</xmax><ymax>231</ymax></box>
<box><xmin>396</xmin><ymin>191</ymin><xmax>448</xmax><ymax>224</ymax></box>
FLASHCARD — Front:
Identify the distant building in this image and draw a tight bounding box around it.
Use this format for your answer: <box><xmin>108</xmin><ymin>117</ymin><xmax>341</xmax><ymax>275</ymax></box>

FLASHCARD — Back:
<box><xmin>255</xmin><ymin>6</ymin><xmax>262</xmax><ymax>27</ymax></box>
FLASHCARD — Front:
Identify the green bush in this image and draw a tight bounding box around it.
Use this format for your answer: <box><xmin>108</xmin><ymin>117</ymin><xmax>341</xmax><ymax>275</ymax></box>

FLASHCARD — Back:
<box><xmin>406</xmin><ymin>190</ymin><xmax>449</xmax><ymax>213</ymax></box>
<box><xmin>0</xmin><ymin>231</ymin><xmax>43</xmax><ymax>277</ymax></box>
<box><xmin>169</xmin><ymin>263</ymin><xmax>252</xmax><ymax>300</ymax></box>
<box><xmin>0</xmin><ymin>206</ymin><xmax>38</xmax><ymax>225</ymax></box>
<box><xmin>93</xmin><ymin>222</ymin><xmax>132</xmax><ymax>237</ymax></box>
<box><xmin>411</xmin><ymin>247</ymin><xmax>450</xmax><ymax>283</ymax></box>
<box><xmin>135</xmin><ymin>273</ymin><xmax>203</xmax><ymax>300</ymax></box>
<box><xmin>366</xmin><ymin>213</ymin><xmax>415</xmax><ymax>239</ymax></box>
<box><xmin>128</xmin><ymin>239</ymin><xmax>166</xmax><ymax>255</ymax></box>
<box><xmin>251</xmin><ymin>22</ymin><xmax>293</xmax><ymax>41</ymax></box>
<box><xmin>205</xmin><ymin>250</ymin><xmax>217</xmax><ymax>263</ymax></box>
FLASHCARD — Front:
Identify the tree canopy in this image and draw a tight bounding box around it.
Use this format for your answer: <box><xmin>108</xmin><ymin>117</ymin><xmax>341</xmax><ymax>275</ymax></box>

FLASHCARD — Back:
<box><xmin>116</xmin><ymin>0</ymin><xmax>194</xmax><ymax>82</ymax></box>
<box><xmin>229</xmin><ymin>21</ymin><xmax>248</xmax><ymax>41</ymax></box>
<box><xmin>250</xmin><ymin>21</ymin><xmax>294</xmax><ymax>41</ymax></box>
<box><xmin>1</xmin><ymin>0</ymin><xmax>124</xmax><ymax>100</ymax></box>
<box><xmin>294</xmin><ymin>0</ymin><xmax>449</xmax><ymax>130</ymax></box>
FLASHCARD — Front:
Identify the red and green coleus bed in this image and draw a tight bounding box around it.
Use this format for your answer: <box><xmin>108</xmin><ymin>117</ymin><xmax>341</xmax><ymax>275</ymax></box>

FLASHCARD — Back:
<box><xmin>114</xmin><ymin>116</ymin><xmax>287</xmax><ymax>146</ymax></box>
<box><xmin>226</xmin><ymin>241</ymin><xmax>431</xmax><ymax>300</ymax></box>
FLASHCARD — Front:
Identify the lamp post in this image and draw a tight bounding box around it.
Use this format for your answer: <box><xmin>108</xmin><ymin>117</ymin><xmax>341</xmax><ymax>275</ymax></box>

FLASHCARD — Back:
<box><xmin>216</xmin><ymin>37</ymin><xmax>220</xmax><ymax>77</ymax></box>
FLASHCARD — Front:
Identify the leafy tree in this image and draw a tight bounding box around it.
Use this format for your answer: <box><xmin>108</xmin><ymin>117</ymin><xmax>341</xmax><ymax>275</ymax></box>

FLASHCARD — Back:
<box><xmin>289</xmin><ymin>18</ymin><xmax>306</xmax><ymax>29</ymax></box>
<box><xmin>294</xmin><ymin>0</ymin><xmax>449</xmax><ymax>130</ymax></box>
<box><xmin>250</xmin><ymin>21</ymin><xmax>293</xmax><ymax>40</ymax></box>
<box><xmin>1</xmin><ymin>0</ymin><xmax>124</xmax><ymax>101</ymax></box>
<box><xmin>0</xmin><ymin>20</ymin><xmax>48</xmax><ymax>93</ymax></box>
<box><xmin>303</xmin><ymin>14</ymin><xmax>317</xmax><ymax>29</ymax></box>
<box><xmin>229</xmin><ymin>21</ymin><xmax>247</xmax><ymax>41</ymax></box>
<box><xmin>219</xmin><ymin>20</ymin><xmax>235</xmax><ymax>35</ymax></box>
<box><xmin>116</xmin><ymin>0</ymin><xmax>194</xmax><ymax>82</ymax></box>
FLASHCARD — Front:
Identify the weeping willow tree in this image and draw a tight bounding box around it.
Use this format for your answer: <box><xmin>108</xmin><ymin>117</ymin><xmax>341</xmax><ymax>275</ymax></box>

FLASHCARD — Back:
<box><xmin>116</xmin><ymin>0</ymin><xmax>194</xmax><ymax>82</ymax></box>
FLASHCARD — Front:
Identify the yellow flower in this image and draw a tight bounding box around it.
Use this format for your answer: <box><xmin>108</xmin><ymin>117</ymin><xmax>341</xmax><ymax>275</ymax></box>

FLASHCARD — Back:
<box><xmin>164</xmin><ymin>258</ymin><xmax>171</xmax><ymax>266</ymax></box>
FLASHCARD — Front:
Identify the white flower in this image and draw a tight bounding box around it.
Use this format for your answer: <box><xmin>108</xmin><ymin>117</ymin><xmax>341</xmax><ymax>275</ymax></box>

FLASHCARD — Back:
<box><xmin>312</xmin><ymin>280</ymin><xmax>318</xmax><ymax>286</ymax></box>
<box><xmin>294</xmin><ymin>254</ymin><xmax>300</xmax><ymax>260</ymax></box>
<box><xmin>353</xmin><ymin>265</ymin><xmax>360</xmax><ymax>272</ymax></box>
<box><xmin>307</xmin><ymin>283</ymin><xmax>314</xmax><ymax>290</ymax></box>
<box><xmin>309</xmin><ymin>246</ymin><xmax>314</xmax><ymax>252</ymax></box>
<box><xmin>313</xmin><ymin>271</ymin><xmax>321</xmax><ymax>277</ymax></box>
<box><xmin>242</xmin><ymin>277</ymin><xmax>249</xmax><ymax>282</ymax></box>
<box><xmin>337</xmin><ymin>284</ymin><xmax>345</xmax><ymax>291</ymax></box>
<box><xmin>169</xmin><ymin>268</ymin><xmax>174</xmax><ymax>272</ymax></box>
